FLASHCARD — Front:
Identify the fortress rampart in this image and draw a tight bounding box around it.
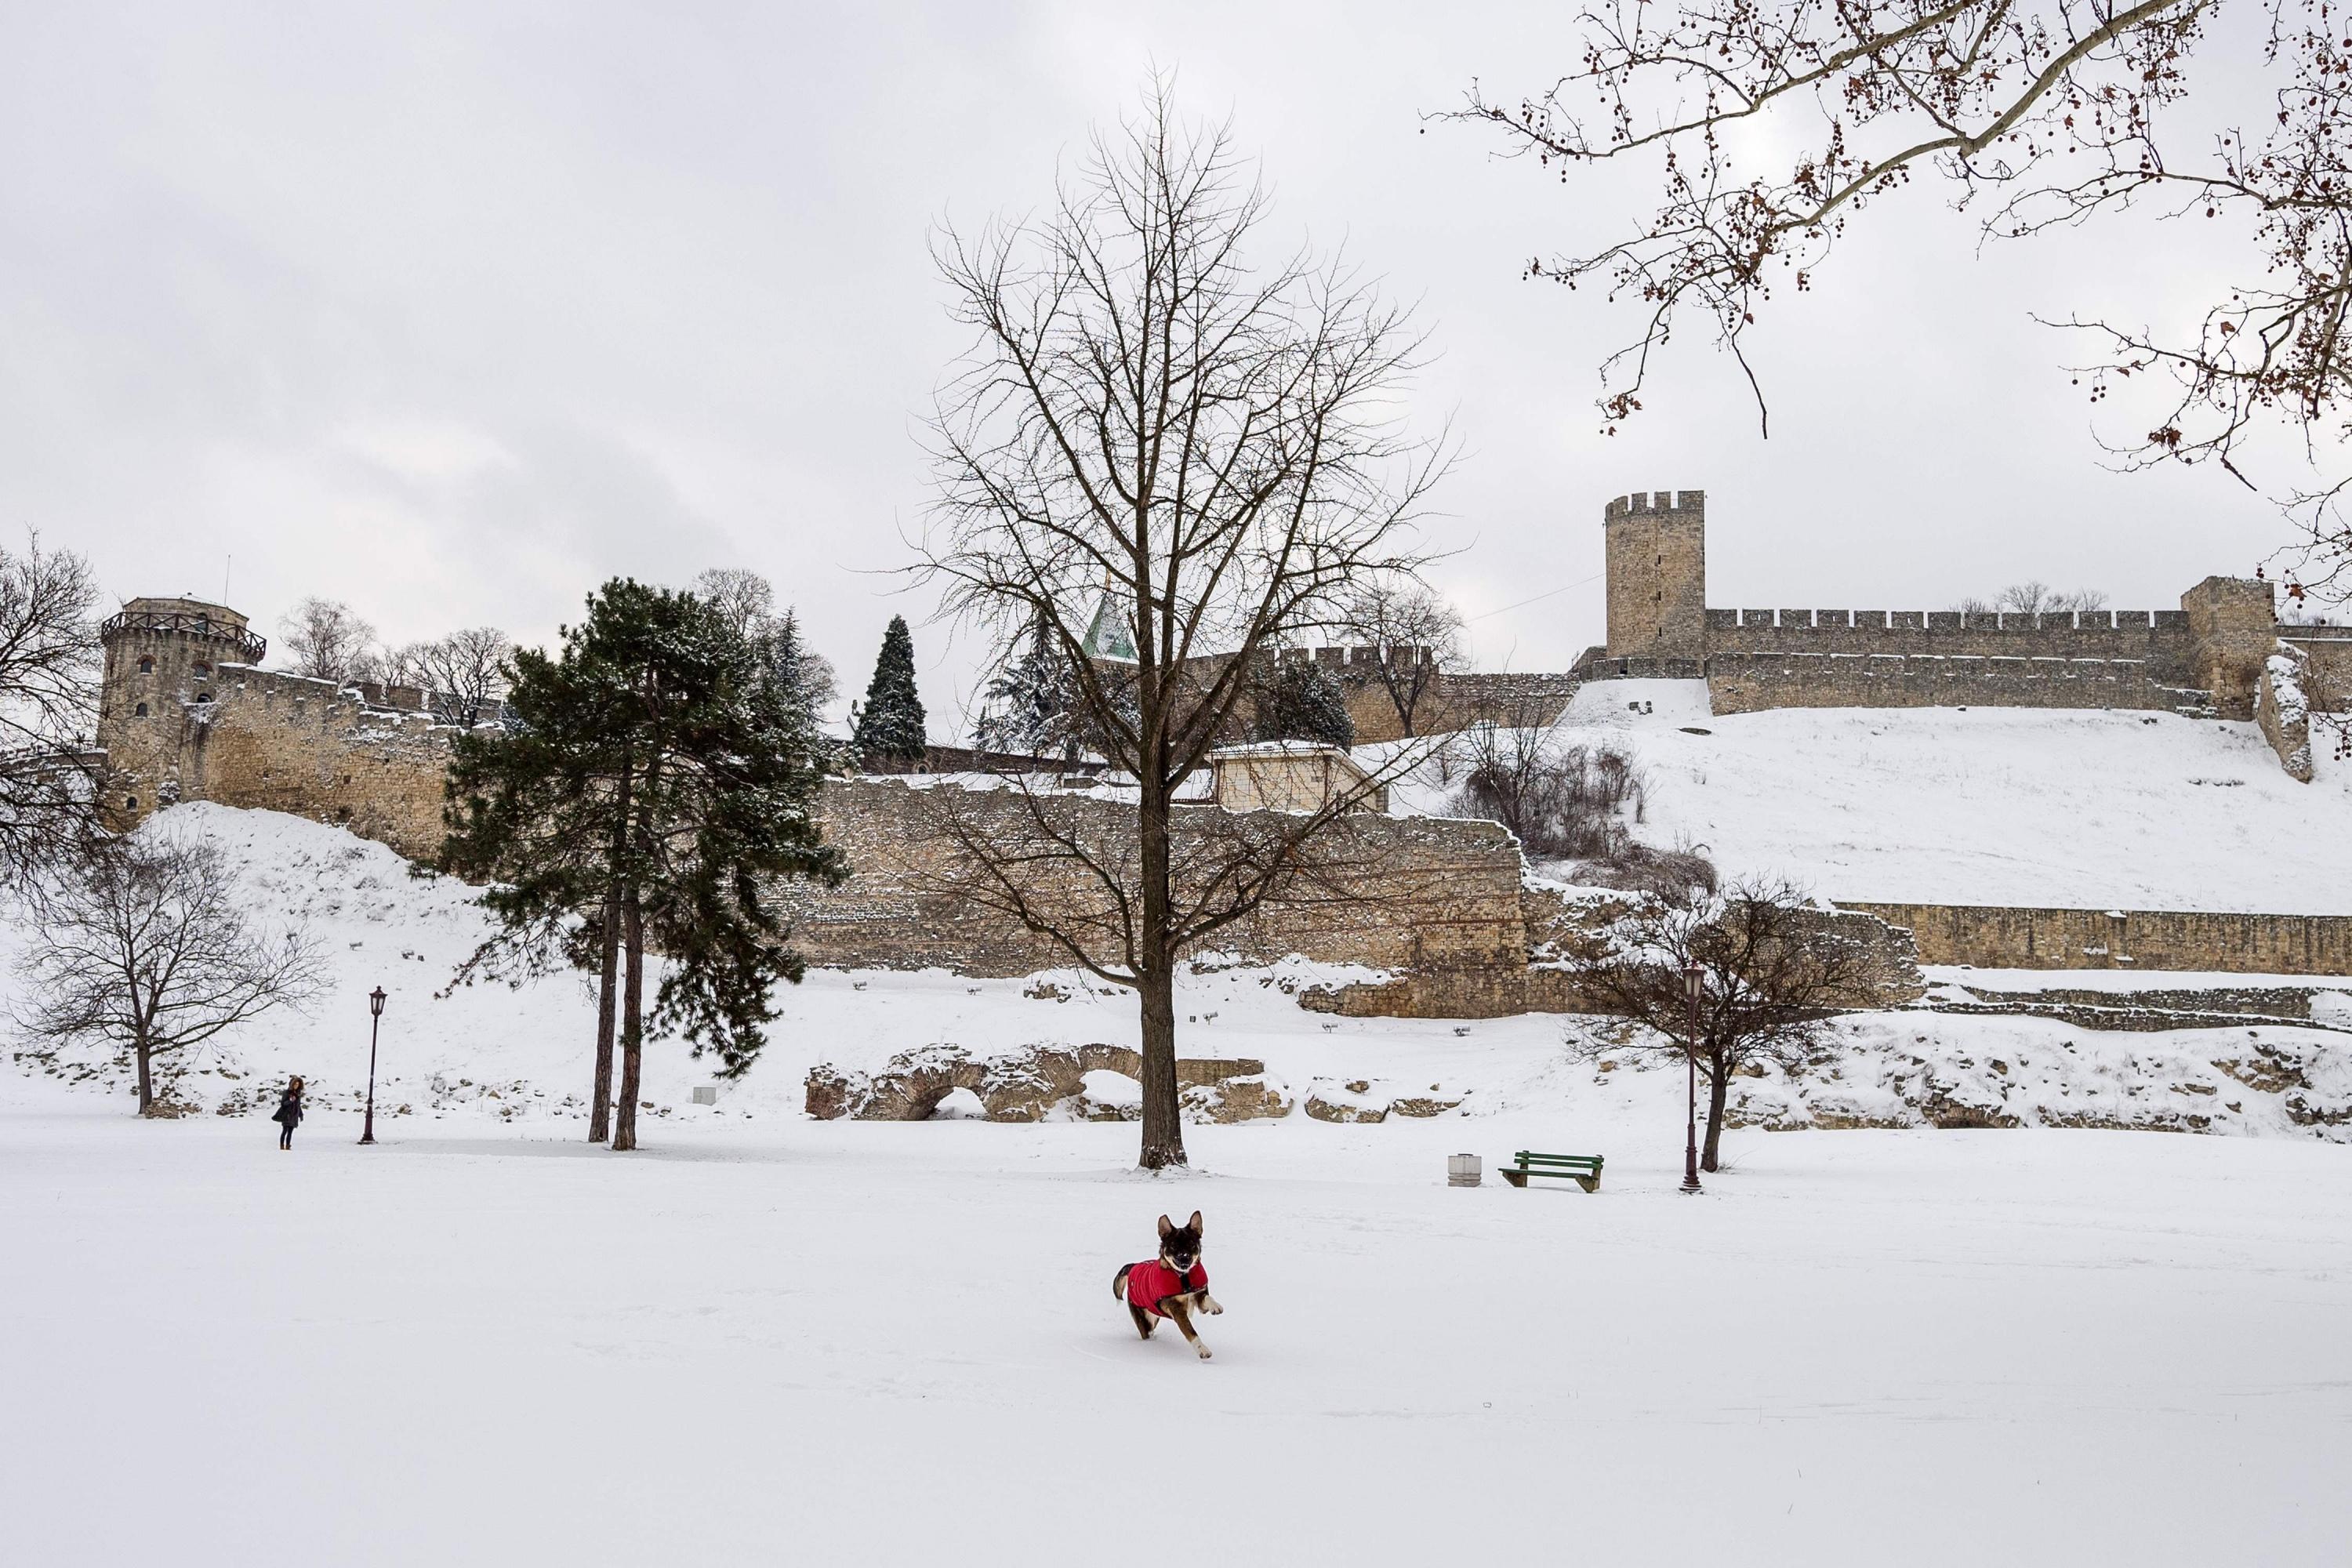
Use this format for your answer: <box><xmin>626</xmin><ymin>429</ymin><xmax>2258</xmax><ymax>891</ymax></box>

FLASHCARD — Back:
<box><xmin>1587</xmin><ymin>492</ymin><xmax>2303</xmax><ymax>751</ymax></box>
<box><xmin>97</xmin><ymin>597</ymin><xmax>472</xmax><ymax>861</ymax></box>
<box><xmin>1706</xmin><ymin>652</ymin><xmax>2197</xmax><ymax>716</ymax></box>
<box><xmin>1839</xmin><ymin>900</ymin><xmax>2352</xmax><ymax>975</ymax></box>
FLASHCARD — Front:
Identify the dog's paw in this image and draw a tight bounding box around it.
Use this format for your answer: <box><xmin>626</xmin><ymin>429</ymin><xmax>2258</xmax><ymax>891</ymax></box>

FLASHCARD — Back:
<box><xmin>1196</xmin><ymin>1344</ymin><xmax>1213</xmax><ymax>1360</ymax></box>
<box><xmin>1200</xmin><ymin>1295</ymin><xmax>1224</xmax><ymax>1316</ymax></box>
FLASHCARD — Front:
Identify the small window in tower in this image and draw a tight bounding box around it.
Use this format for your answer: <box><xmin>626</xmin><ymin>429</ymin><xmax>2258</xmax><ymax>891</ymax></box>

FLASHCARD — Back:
<box><xmin>137</xmin><ymin>656</ymin><xmax>154</xmax><ymax>674</ymax></box>
<box><xmin>134</xmin><ymin>702</ymin><xmax>148</xmax><ymax>717</ymax></box>
<box><xmin>193</xmin><ymin>661</ymin><xmax>211</xmax><ymax>677</ymax></box>
<box><xmin>126</xmin><ymin>795</ymin><xmax>139</xmax><ymax>810</ymax></box>
<box><xmin>195</xmin><ymin>691</ymin><xmax>212</xmax><ymax>704</ymax></box>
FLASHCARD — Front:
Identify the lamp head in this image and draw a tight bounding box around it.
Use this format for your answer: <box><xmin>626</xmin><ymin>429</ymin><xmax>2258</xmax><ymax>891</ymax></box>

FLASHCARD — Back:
<box><xmin>369</xmin><ymin>986</ymin><xmax>387</xmax><ymax>1018</ymax></box>
<box><xmin>1682</xmin><ymin>964</ymin><xmax>1705</xmax><ymax>1004</ymax></box>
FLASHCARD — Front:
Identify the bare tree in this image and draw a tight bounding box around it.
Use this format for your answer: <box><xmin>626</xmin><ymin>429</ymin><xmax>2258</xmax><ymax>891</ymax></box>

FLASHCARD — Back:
<box><xmin>0</xmin><ymin>532</ymin><xmax>103</xmax><ymax>895</ymax></box>
<box><xmin>1333</xmin><ymin>580</ymin><xmax>1465</xmax><ymax>736</ymax></box>
<box><xmin>279</xmin><ymin>597</ymin><xmax>379</xmax><ymax>684</ymax></box>
<box><xmin>394</xmin><ymin>627</ymin><xmax>514</xmax><ymax>722</ymax></box>
<box><xmin>1958</xmin><ymin>583</ymin><xmax>2111</xmax><ymax>616</ymax></box>
<box><xmin>14</xmin><ymin>837</ymin><xmax>325</xmax><ymax>1114</ymax></box>
<box><xmin>921</xmin><ymin>82</ymin><xmax>1450</xmax><ymax>1168</ymax></box>
<box><xmin>1450</xmin><ymin>2</ymin><xmax>2352</xmax><ymax>597</ymax></box>
<box><xmin>1570</xmin><ymin>878</ymin><xmax>1876</xmax><ymax>1170</ymax></box>
<box><xmin>691</xmin><ymin>568</ymin><xmax>839</xmax><ymax>717</ymax></box>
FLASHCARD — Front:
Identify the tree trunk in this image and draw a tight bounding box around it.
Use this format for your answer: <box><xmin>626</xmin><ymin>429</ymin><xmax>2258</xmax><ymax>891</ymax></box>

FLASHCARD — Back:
<box><xmin>588</xmin><ymin>884</ymin><xmax>620</xmax><ymax>1143</ymax></box>
<box><xmin>1134</xmin><ymin>783</ymin><xmax>1187</xmax><ymax>1171</ymax></box>
<box><xmin>612</xmin><ymin>884</ymin><xmax>645</xmax><ymax>1152</ymax></box>
<box><xmin>1701</xmin><ymin>1054</ymin><xmax>1730</xmax><ymax>1173</ymax></box>
<box><xmin>135</xmin><ymin>1036</ymin><xmax>153</xmax><ymax>1116</ymax></box>
<box><xmin>590</xmin><ymin>760</ymin><xmax>633</xmax><ymax>1143</ymax></box>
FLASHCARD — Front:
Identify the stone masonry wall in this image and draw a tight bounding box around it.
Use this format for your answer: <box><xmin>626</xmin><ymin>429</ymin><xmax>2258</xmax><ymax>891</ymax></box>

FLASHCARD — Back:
<box><xmin>1604</xmin><ymin>490</ymin><xmax>1708</xmax><ymax>660</ymax></box>
<box><xmin>100</xmin><ymin>621</ymin><xmax>464</xmax><ymax>862</ymax></box>
<box><xmin>1706</xmin><ymin>652</ymin><xmax>2198</xmax><ymax>716</ymax></box>
<box><xmin>152</xmin><ymin>665</ymin><xmax>462</xmax><ymax>861</ymax></box>
<box><xmin>1702</xmin><ymin>606</ymin><xmax>2199</xmax><ymax>683</ymax></box>
<box><xmin>1838</xmin><ymin>901</ymin><xmax>2352</xmax><ymax>975</ymax></box>
<box><xmin>779</xmin><ymin>779</ymin><xmax>1534</xmax><ymax>978</ymax></box>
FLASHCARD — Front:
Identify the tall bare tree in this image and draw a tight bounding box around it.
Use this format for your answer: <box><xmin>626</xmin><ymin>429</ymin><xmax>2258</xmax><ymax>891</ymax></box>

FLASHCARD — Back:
<box><xmin>279</xmin><ymin>597</ymin><xmax>379</xmax><ymax>684</ymax></box>
<box><xmin>922</xmin><ymin>83</ymin><xmax>1450</xmax><ymax>1168</ymax></box>
<box><xmin>1333</xmin><ymin>580</ymin><xmax>1464</xmax><ymax>737</ymax></box>
<box><xmin>14</xmin><ymin>837</ymin><xmax>325</xmax><ymax>1114</ymax></box>
<box><xmin>1452</xmin><ymin>2</ymin><xmax>2352</xmax><ymax>597</ymax></box>
<box><xmin>387</xmin><ymin>627</ymin><xmax>514</xmax><ymax>723</ymax></box>
<box><xmin>1570</xmin><ymin>879</ymin><xmax>1877</xmax><ymax>1170</ymax></box>
<box><xmin>0</xmin><ymin>532</ymin><xmax>103</xmax><ymax>895</ymax></box>
<box><xmin>691</xmin><ymin>568</ymin><xmax>839</xmax><ymax>717</ymax></box>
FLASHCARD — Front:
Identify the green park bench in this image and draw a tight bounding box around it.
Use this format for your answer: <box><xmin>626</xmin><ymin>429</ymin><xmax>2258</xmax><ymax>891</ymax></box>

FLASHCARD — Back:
<box><xmin>1498</xmin><ymin>1151</ymin><xmax>1604</xmax><ymax>1192</ymax></box>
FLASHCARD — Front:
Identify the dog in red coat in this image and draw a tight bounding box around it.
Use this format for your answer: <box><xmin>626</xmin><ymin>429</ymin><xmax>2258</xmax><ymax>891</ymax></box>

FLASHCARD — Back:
<box><xmin>1112</xmin><ymin>1210</ymin><xmax>1223</xmax><ymax>1360</ymax></box>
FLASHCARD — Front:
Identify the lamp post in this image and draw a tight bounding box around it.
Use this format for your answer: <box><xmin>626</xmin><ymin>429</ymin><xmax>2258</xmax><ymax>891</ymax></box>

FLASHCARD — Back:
<box><xmin>359</xmin><ymin>986</ymin><xmax>387</xmax><ymax>1145</ymax></box>
<box><xmin>1680</xmin><ymin>962</ymin><xmax>1704</xmax><ymax>1194</ymax></box>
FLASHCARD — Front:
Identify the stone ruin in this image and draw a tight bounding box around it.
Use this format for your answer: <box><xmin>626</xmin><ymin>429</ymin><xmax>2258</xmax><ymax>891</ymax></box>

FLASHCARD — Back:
<box><xmin>803</xmin><ymin>1041</ymin><xmax>1465</xmax><ymax>1126</ymax></box>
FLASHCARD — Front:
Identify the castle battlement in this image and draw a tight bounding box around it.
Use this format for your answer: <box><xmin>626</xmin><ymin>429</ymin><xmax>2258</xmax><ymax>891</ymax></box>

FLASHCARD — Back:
<box><xmin>1705</xmin><ymin>608</ymin><xmax>2191</xmax><ymax>633</ymax></box>
<box><xmin>1604</xmin><ymin>489</ymin><xmax>1706</xmax><ymax>521</ymax></box>
<box><xmin>95</xmin><ymin>603</ymin><xmax>495</xmax><ymax>860</ymax></box>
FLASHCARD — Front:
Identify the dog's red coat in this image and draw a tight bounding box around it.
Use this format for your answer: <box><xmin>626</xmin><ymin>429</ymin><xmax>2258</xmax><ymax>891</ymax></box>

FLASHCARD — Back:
<box><xmin>1123</xmin><ymin>1258</ymin><xmax>1208</xmax><ymax>1318</ymax></box>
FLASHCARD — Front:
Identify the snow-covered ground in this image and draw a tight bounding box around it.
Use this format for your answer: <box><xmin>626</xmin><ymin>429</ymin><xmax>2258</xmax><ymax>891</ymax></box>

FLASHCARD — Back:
<box><xmin>1390</xmin><ymin>681</ymin><xmax>2352</xmax><ymax>912</ymax></box>
<box><xmin>5</xmin><ymin>1076</ymin><xmax>2348</xmax><ymax>1566</ymax></box>
<box><xmin>7</xmin><ymin>804</ymin><xmax>2352</xmax><ymax>1563</ymax></box>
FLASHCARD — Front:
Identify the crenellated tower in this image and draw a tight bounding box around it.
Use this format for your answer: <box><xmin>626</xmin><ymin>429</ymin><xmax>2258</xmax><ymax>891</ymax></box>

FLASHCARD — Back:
<box><xmin>96</xmin><ymin>597</ymin><xmax>267</xmax><ymax>829</ymax></box>
<box><xmin>1603</xmin><ymin>488</ymin><xmax>1707</xmax><ymax>659</ymax></box>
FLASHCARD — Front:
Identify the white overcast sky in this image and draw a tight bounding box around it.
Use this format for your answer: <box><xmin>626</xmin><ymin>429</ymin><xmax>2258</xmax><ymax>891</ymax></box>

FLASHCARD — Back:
<box><xmin>0</xmin><ymin>2</ymin><xmax>2304</xmax><ymax>728</ymax></box>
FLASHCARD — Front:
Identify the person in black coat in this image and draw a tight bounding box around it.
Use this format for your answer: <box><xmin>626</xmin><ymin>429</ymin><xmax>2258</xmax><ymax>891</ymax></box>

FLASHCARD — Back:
<box><xmin>271</xmin><ymin>1076</ymin><xmax>304</xmax><ymax>1149</ymax></box>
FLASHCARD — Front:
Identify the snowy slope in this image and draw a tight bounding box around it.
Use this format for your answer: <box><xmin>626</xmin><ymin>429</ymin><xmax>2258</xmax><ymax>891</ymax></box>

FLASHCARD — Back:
<box><xmin>6</xmin><ymin>802</ymin><xmax>2349</xmax><ymax>1145</ymax></box>
<box><xmin>1389</xmin><ymin>679</ymin><xmax>2352</xmax><ymax>912</ymax></box>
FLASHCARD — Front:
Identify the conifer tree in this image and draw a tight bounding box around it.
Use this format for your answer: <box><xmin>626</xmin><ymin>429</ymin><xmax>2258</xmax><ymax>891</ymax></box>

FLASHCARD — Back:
<box><xmin>442</xmin><ymin>579</ymin><xmax>846</xmax><ymax>1149</ymax></box>
<box><xmin>851</xmin><ymin>615</ymin><xmax>927</xmax><ymax>767</ymax></box>
<box><xmin>972</xmin><ymin>619</ymin><xmax>1076</xmax><ymax>755</ymax></box>
<box><xmin>1252</xmin><ymin>658</ymin><xmax>1356</xmax><ymax>750</ymax></box>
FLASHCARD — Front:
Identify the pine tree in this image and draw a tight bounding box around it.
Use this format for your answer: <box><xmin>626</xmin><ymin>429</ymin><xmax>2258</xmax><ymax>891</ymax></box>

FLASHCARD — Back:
<box><xmin>443</xmin><ymin>579</ymin><xmax>846</xmax><ymax>1149</ymax></box>
<box><xmin>1252</xmin><ymin>658</ymin><xmax>1356</xmax><ymax>749</ymax></box>
<box><xmin>852</xmin><ymin>615</ymin><xmax>927</xmax><ymax>767</ymax></box>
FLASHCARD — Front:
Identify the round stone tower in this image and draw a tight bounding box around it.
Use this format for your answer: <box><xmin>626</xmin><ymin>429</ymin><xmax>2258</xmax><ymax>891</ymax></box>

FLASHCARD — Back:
<box><xmin>96</xmin><ymin>597</ymin><xmax>267</xmax><ymax>828</ymax></box>
<box><xmin>1603</xmin><ymin>488</ymin><xmax>1707</xmax><ymax>660</ymax></box>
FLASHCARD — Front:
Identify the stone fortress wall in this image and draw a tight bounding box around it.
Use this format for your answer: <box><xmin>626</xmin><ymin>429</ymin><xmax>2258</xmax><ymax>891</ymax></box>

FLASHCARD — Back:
<box><xmin>92</xmin><ymin>577</ymin><xmax>2352</xmax><ymax>987</ymax></box>
<box><xmin>96</xmin><ymin>597</ymin><xmax>472</xmax><ymax>862</ymax></box>
<box><xmin>1582</xmin><ymin>489</ymin><xmax>2322</xmax><ymax>775</ymax></box>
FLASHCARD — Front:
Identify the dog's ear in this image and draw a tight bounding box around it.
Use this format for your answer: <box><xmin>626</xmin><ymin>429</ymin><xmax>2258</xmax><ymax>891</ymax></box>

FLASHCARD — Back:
<box><xmin>1156</xmin><ymin>1214</ymin><xmax>1174</xmax><ymax>1239</ymax></box>
<box><xmin>1188</xmin><ymin>1210</ymin><xmax>1203</xmax><ymax>1234</ymax></box>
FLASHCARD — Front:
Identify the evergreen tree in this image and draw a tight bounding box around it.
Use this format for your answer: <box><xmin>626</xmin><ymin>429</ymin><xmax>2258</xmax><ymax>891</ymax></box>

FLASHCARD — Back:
<box><xmin>972</xmin><ymin>619</ymin><xmax>1075</xmax><ymax>755</ymax></box>
<box><xmin>1252</xmin><ymin>658</ymin><xmax>1356</xmax><ymax>749</ymax></box>
<box><xmin>443</xmin><ymin>579</ymin><xmax>846</xmax><ymax>1150</ymax></box>
<box><xmin>851</xmin><ymin>615</ymin><xmax>927</xmax><ymax>766</ymax></box>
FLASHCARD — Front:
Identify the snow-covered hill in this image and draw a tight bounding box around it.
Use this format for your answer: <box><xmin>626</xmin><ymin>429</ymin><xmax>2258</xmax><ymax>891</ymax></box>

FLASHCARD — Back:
<box><xmin>1390</xmin><ymin>680</ymin><xmax>2352</xmax><ymax>913</ymax></box>
<box><xmin>5</xmin><ymin>802</ymin><xmax>2348</xmax><ymax>1142</ymax></box>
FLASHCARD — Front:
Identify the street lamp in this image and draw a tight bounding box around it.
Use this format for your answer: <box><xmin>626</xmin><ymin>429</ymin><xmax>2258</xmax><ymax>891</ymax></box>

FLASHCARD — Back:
<box><xmin>359</xmin><ymin>986</ymin><xmax>387</xmax><ymax>1145</ymax></box>
<box><xmin>1680</xmin><ymin>962</ymin><xmax>1704</xmax><ymax>1194</ymax></box>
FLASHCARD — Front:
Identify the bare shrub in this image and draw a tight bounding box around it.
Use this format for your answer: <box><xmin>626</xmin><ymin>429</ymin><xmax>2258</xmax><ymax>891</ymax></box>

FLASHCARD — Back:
<box><xmin>1444</xmin><ymin>711</ymin><xmax>1711</xmax><ymax>895</ymax></box>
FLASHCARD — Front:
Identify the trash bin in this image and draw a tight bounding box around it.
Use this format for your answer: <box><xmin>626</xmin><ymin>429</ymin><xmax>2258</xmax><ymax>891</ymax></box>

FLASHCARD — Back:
<box><xmin>691</xmin><ymin>1086</ymin><xmax>718</xmax><ymax>1105</ymax></box>
<box><xmin>1447</xmin><ymin>1152</ymin><xmax>1482</xmax><ymax>1188</ymax></box>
